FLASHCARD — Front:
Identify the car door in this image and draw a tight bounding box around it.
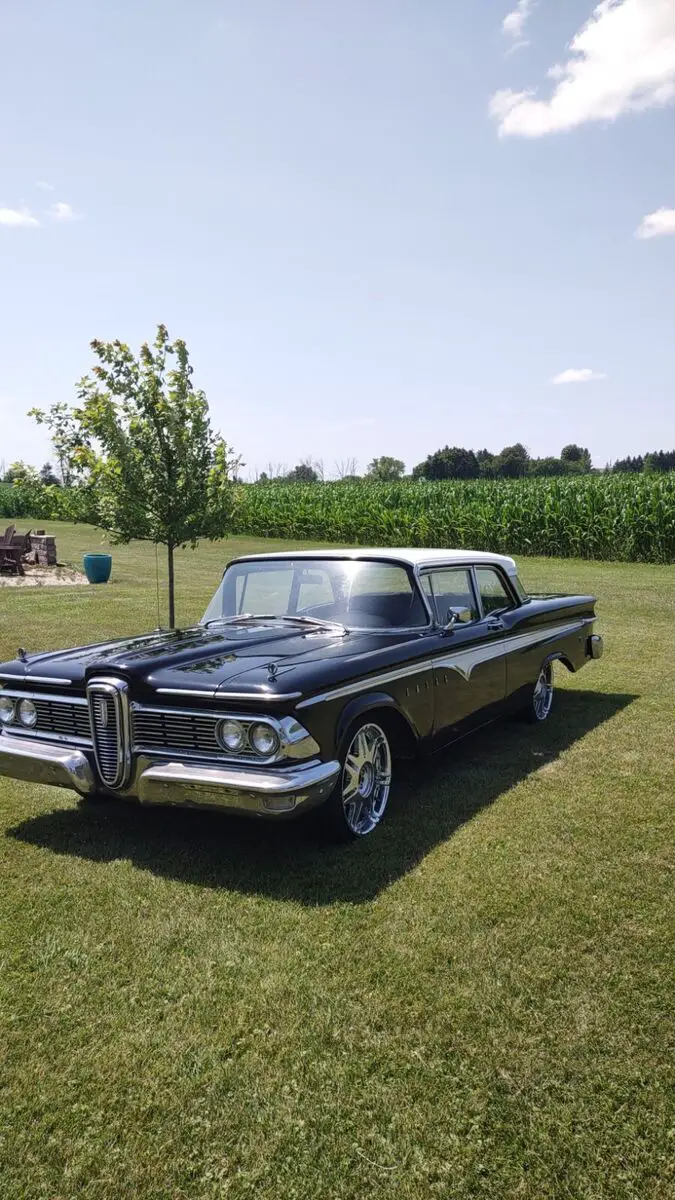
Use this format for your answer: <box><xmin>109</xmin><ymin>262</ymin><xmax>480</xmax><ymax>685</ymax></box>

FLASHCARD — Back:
<box><xmin>420</xmin><ymin>565</ymin><xmax>507</xmax><ymax>747</ymax></box>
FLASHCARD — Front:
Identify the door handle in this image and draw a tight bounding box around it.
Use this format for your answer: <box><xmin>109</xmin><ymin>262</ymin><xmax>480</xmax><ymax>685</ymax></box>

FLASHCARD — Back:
<box><xmin>487</xmin><ymin>617</ymin><xmax>504</xmax><ymax>632</ymax></box>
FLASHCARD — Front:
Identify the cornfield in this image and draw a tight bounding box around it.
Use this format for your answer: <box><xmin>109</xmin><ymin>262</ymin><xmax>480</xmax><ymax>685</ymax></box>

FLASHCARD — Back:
<box><xmin>232</xmin><ymin>475</ymin><xmax>675</xmax><ymax>563</ymax></box>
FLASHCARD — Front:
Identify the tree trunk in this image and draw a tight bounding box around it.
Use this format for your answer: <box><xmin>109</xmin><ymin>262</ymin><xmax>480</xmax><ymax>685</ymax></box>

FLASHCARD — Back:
<box><xmin>167</xmin><ymin>542</ymin><xmax>175</xmax><ymax>629</ymax></box>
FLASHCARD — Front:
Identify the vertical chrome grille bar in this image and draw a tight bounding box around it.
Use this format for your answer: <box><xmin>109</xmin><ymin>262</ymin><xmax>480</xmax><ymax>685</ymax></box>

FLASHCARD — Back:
<box><xmin>87</xmin><ymin>677</ymin><xmax>131</xmax><ymax>789</ymax></box>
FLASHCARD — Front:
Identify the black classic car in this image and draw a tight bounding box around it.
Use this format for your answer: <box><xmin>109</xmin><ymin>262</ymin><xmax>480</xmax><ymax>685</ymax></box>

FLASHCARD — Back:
<box><xmin>0</xmin><ymin>549</ymin><xmax>603</xmax><ymax>840</ymax></box>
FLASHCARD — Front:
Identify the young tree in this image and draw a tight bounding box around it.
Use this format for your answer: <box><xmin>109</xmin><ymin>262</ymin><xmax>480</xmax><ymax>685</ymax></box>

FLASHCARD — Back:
<box><xmin>52</xmin><ymin>326</ymin><xmax>238</xmax><ymax>628</ymax></box>
<box><xmin>366</xmin><ymin>456</ymin><xmax>405</xmax><ymax>481</ymax></box>
<box><xmin>3</xmin><ymin>461</ymin><xmax>40</xmax><ymax>485</ymax></box>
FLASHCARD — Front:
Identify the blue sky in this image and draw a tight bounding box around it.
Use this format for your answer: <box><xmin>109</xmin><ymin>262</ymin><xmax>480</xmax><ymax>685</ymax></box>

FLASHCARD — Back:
<box><xmin>1</xmin><ymin>0</ymin><xmax>674</xmax><ymax>478</ymax></box>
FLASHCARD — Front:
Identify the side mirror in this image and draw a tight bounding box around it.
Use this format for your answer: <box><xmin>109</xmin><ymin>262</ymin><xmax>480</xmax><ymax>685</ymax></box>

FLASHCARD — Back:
<box><xmin>444</xmin><ymin>606</ymin><xmax>472</xmax><ymax>631</ymax></box>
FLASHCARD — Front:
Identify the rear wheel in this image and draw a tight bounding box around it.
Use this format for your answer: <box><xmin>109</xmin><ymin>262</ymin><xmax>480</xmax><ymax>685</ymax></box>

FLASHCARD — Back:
<box><xmin>524</xmin><ymin>662</ymin><xmax>554</xmax><ymax>723</ymax></box>
<box><xmin>319</xmin><ymin>719</ymin><xmax>393</xmax><ymax>842</ymax></box>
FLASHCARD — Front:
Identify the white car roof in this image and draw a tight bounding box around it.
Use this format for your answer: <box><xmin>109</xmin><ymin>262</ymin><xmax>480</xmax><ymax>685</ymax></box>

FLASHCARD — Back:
<box><xmin>234</xmin><ymin>548</ymin><xmax>519</xmax><ymax>576</ymax></box>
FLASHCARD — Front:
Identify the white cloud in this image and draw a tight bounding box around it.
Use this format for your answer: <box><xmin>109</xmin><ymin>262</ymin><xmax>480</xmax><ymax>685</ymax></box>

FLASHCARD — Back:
<box><xmin>551</xmin><ymin>368</ymin><xmax>607</xmax><ymax>384</ymax></box>
<box><xmin>0</xmin><ymin>207</ymin><xmax>39</xmax><ymax>228</ymax></box>
<box><xmin>48</xmin><ymin>201</ymin><xmax>76</xmax><ymax>221</ymax></box>
<box><xmin>503</xmin><ymin>1</ymin><xmax>535</xmax><ymax>41</ymax></box>
<box><xmin>36</xmin><ymin>180</ymin><xmax>55</xmax><ymax>191</ymax></box>
<box><xmin>635</xmin><ymin>206</ymin><xmax>675</xmax><ymax>238</ymax></box>
<box><xmin>491</xmin><ymin>0</ymin><xmax>675</xmax><ymax>137</ymax></box>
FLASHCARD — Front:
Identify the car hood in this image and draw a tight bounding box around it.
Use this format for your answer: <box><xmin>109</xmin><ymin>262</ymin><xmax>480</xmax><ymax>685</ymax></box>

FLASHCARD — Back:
<box><xmin>2</xmin><ymin>621</ymin><xmax>420</xmax><ymax>701</ymax></box>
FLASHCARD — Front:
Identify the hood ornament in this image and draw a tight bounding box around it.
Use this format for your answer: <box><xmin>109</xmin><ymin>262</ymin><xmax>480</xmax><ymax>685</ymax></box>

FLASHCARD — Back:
<box><xmin>17</xmin><ymin>648</ymin><xmax>28</xmax><ymax>663</ymax></box>
<box><xmin>267</xmin><ymin>662</ymin><xmax>279</xmax><ymax>681</ymax></box>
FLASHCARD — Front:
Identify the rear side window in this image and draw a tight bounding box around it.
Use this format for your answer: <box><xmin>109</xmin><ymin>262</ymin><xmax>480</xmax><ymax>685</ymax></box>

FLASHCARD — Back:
<box><xmin>475</xmin><ymin>568</ymin><xmax>514</xmax><ymax>615</ymax></box>
<box><xmin>421</xmin><ymin>568</ymin><xmax>478</xmax><ymax>625</ymax></box>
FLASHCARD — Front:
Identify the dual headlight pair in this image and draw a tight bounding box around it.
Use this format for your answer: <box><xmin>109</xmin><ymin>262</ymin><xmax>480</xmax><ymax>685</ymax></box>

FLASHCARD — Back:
<box><xmin>218</xmin><ymin>718</ymin><xmax>280</xmax><ymax>758</ymax></box>
<box><xmin>0</xmin><ymin>696</ymin><xmax>37</xmax><ymax>728</ymax></box>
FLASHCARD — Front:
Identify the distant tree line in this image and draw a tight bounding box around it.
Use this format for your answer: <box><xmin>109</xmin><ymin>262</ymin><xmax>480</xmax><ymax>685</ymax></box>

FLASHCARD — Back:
<box><xmin>411</xmin><ymin>443</ymin><xmax>592</xmax><ymax>480</ymax></box>
<box><xmin>250</xmin><ymin>444</ymin><xmax>675</xmax><ymax>483</ymax></box>
<box><xmin>610</xmin><ymin>450</ymin><xmax>675</xmax><ymax>474</ymax></box>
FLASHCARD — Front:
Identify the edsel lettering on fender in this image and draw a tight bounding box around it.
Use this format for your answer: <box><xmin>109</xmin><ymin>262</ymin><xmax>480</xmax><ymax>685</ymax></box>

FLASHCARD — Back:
<box><xmin>0</xmin><ymin>548</ymin><xmax>603</xmax><ymax>842</ymax></box>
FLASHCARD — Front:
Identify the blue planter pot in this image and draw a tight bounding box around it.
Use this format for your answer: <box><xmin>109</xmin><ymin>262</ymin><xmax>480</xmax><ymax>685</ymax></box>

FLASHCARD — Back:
<box><xmin>83</xmin><ymin>553</ymin><xmax>112</xmax><ymax>584</ymax></box>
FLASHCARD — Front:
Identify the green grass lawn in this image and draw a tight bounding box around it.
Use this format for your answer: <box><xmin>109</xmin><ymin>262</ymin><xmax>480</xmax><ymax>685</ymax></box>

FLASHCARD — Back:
<box><xmin>1</xmin><ymin>522</ymin><xmax>673</xmax><ymax>1199</ymax></box>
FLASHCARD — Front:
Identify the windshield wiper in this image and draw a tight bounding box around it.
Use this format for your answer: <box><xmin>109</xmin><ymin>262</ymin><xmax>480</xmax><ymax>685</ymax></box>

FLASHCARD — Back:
<box><xmin>204</xmin><ymin>613</ymin><xmax>347</xmax><ymax>635</ymax></box>
<box><xmin>203</xmin><ymin>613</ymin><xmax>256</xmax><ymax>628</ymax></box>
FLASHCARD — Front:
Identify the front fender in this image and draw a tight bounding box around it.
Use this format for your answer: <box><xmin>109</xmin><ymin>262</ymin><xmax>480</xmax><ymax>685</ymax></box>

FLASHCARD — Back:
<box><xmin>335</xmin><ymin>692</ymin><xmax>419</xmax><ymax>757</ymax></box>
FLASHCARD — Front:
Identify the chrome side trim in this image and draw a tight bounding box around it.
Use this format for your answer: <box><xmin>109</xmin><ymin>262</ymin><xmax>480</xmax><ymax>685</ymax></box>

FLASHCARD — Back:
<box><xmin>154</xmin><ymin>688</ymin><xmax>303</xmax><ymax>702</ymax></box>
<box><xmin>0</xmin><ymin>689</ymin><xmax>87</xmax><ymax>705</ymax></box>
<box><xmin>432</xmin><ymin>620</ymin><xmax>588</xmax><ymax>682</ymax></box>
<box><xmin>0</xmin><ymin>675</ymin><xmax>74</xmax><ymax>687</ymax></box>
<box><xmin>297</xmin><ymin>620</ymin><xmax>590</xmax><ymax>708</ymax></box>
<box><xmin>7</xmin><ymin>727</ymin><xmax>93</xmax><ymax>748</ymax></box>
<box><xmin>296</xmin><ymin>660</ymin><xmax>433</xmax><ymax>709</ymax></box>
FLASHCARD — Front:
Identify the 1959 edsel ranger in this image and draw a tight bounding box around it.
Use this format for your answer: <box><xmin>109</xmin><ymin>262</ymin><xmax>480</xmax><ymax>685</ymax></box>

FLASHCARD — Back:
<box><xmin>0</xmin><ymin>549</ymin><xmax>603</xmax><ymax>840</ymax></box>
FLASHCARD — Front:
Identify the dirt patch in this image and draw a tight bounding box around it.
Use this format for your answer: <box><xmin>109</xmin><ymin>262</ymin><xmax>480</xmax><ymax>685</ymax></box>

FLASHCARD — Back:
<box><xmin>0</xmin><ymin>564</ymin><xmax>89</xmax><ymax>588</ymax></box>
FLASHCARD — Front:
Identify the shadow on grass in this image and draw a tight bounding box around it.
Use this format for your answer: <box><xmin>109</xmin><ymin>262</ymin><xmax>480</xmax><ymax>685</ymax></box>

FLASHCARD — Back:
<box><xmin>8</xmin><ymin>690</ymin><xmax>636</xmax><ymax>905</ymax></box>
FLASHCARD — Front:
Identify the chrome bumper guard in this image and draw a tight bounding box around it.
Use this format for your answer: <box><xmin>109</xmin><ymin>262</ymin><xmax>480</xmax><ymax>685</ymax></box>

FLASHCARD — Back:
<box><xmin>588</xmin><ymin>634</ymin><xmax>604</xmax><ymax>660</ymax></box>
<box><xmin>0</xmin><ymin>733</ymin><xmax>340</xmax><ymax>816</ymax></box>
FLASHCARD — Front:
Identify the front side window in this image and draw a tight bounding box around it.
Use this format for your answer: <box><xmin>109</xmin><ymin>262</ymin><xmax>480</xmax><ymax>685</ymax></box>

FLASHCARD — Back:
<box><xmin>475</xmin><ymin>568</ymin><xmax>514</xmax><ymax>615</ymax></box>
<box><xmin>202</xmin><ymin>559</ymin><xmax>428</xmax><ymax>630</ymax></box>
<box><xmin>421</xmin><ymin>568</ymin><xmax>478</xmax><ymax>625</ymax></box>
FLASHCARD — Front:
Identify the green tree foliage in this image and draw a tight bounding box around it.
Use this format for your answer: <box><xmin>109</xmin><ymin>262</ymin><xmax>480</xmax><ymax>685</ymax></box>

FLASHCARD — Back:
<box><xmin>67</xmin><ymin>325</ymin><xmax>238</xmax><ymax>627</ymax></box>
<box><xmin>494</xmin><ymin>443</ymin><xmax>530</xmax><ymax>478</ymax></box>
<box><xmin>3</xmin><ymin>461</ymin><xmax>40</xmax><ymax>485</ymax></box>
<box><xmin>476</xmin><ymin>449</ymin><xmax>496</xmax><ymax>478</ymax></box>
<box><xmin>561</xmin><ymin>444</ymin><xmax>593</xmax><ymax>472</ymax></box>
<box><xmin>284</xmin><ymin>463</ymin><xmax>319</xmax><ymax>483</ymax></box>
<box><xmin>29</xmin><ymin>402</ymin><xmax>90</xmax><ymax>486</ymax></box>
<box><xmin>529</xmin><ymin>456</ymin><xmax>568</xmax><ymax>477</ymax></box>
<box><xmin>644</xmin><ymin>449</ymin><xmax>675</xmax><ymax>473</ymax></box>
<box><xmin>412</xmin><ymin>446</ymin><xmax>481</xmax><ymax>481</ymax></box>
<box><xmin>39</xmin><ymin>462</ymin><xmax>61</xmax><ymax>486</ymax></box>
<box><xmin>366</xmin><ymin>456</ymin><xmax>405</xmax><ymax>482</ymax></box>
<box><xmin>612</xmin><ymin>455</ymin><xmax>644</xmax><ymax>473</ymax></box>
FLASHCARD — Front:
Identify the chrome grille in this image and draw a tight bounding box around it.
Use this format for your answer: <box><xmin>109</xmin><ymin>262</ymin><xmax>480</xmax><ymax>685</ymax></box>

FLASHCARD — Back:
<box><xmin>32</xmin><ymin>698</ymin><xmax>91</xmax><ymax>742</ymax></box>
<box><xmin>133</xmin><ymin>709</ymin><xmax>220</xmax><ymax>756</ymax></box>
<box><xmin>87</xmin><ymin>678</ymin><xmax>130</xmax><ymax>789</ymax></box>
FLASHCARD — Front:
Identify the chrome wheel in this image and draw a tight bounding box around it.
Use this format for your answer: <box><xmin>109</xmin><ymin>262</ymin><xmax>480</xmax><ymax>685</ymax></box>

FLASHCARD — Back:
<box><xmin>341</xmin><ymin>722</ymin><xmax>392</xmax><ymax>836</ymax></box>
<box><xmin>532</xmin><ymin>664</ymin><xmax>554</xmax><ymax>721</ymax></box>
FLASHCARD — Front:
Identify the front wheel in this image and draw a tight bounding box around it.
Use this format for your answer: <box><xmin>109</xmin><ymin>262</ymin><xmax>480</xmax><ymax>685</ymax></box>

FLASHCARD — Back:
<box><xmin>524</xmin><ymin>662</ymin><xmax>554</xmax><ymax>723</ymax></box>
<box><xmin>319</xmin><ymin>719</ymin><xmax>393</xmax><ymax>842</ymax></box>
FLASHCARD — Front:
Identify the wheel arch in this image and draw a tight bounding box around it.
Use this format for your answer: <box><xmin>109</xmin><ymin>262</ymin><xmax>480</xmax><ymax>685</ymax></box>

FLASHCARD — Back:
<box><xmin>543</xmin><ymin>650</ymin><xmax>575</xmax><ymax>674</ymax></box>
<box><xmin>335</xmin><ymin>692</ymin><xmax>419</xmax><ymax>760</ymax></box>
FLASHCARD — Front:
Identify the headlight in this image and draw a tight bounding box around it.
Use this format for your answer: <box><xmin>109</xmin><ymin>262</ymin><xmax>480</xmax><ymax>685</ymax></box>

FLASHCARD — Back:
<box><xmin>250</xmin><ymin>722</ymin><xmax>280</xmax><ymax>758</ymax></box>
<box><xmin>18</xmin><ymin>699</ymin><xmax>38</xmax><ymax>729</ymax></box>
<box><xmin>0</xmin><ymin>696</ymin><xmax>15</xmax><ymax>725</ymax></box>
<box><xmin>218</xmin><ymin>719</ymin><xmax>247</xmax><ymax>753</ymax></box>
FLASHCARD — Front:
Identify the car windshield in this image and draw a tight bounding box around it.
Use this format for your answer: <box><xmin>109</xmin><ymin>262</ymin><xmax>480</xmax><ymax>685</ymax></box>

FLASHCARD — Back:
<box><xmin>201</xmin><ymin>558</ymin><xmax>429</xmax><ymax>631</ymax></box>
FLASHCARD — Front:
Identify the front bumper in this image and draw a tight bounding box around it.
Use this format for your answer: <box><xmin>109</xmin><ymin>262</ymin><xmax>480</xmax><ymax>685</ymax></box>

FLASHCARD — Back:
<box><xmin>0</xmin><ymin>733</ymin><xmax>340</xmax><ymax>817</ymax></box>
<box><xmin>0</xmin><ymin>734</ymin><xmax>97</xmax><ymax>794</ymax></box>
